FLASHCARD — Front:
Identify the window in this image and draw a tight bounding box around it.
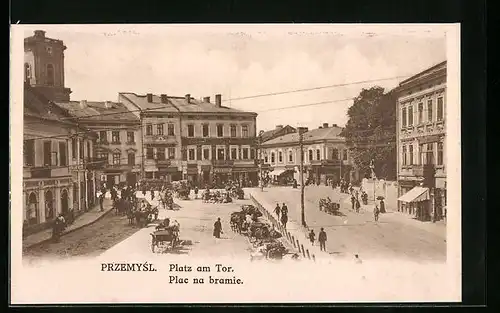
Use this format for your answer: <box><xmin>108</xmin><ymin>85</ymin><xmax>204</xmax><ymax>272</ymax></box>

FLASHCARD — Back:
<box><xmin>112</xmin><ymin>131</ymin><xmax>120</xmax><ymax>143</ymax></box>
<box><xmin>46</xmin><ymin>46</ymin><xmax>53</xmax><ymax>55</ymax></box>
<box><xmin>127</xmin><ymin>131</ymin><xmax>135</xmax><ymax>143</ymax></box>
<box><xmin>145</xmin><ymin>172</ymin><xmax>153</xmax><ymax>179</ymax></box>
<box><xmin>45</xmin><ymin>191</ymin><xmax>54</xmax><ymax>220</ymax></box>
<box><xmin>99</xmin><ymin>131</ymin><xmax>107</xmax><ymax>143</ymax></box>
<box><xmin>402</xmin><ymin>146</ymin><xmax>407</xmax><ymax>166</ymax></box>
<box><xmin>332</xmin><ymin>148</ymin><xmax>339</xmax><ymax>160</ymax></box>
<box><xmin>167</xmin><ymin>123</ymin><xmax>175</xmax><ymax>136</ymax></box>
<box><xmin>250</xmin><ymin>149</ymin><xmax>255</xmax><ymax>159</ymax></box>
<box><xmin>437</xmin><ymin>97</ymin><xmax>444</xmax><ymax>121</ymax></box>
<box><xmin>26</xmin><ymin>193</ymin><xmax>38</xmax><ymax>225</ymax></box>
<box><xmin>427</xmin><ymin>100</ymin><xmax>433</xmax><ymax>122</ymax></box>
<box><xmin>407</xmin><ymin>105</ymin><xmax>413</xmax><ymax>126</ymax></box>
<box><xmin>146</xmin><ymin>148</ymin><xmax>154</xmax><ymax>159</ymax></box>
<box><xmin>157</xmin><ymin>148</ymin><xmax>165</xmax><ymax>160</ymax></box>
<box><xmin>46</xmin><ymin>64</ymin><xmax>54</xmax><ymax>86</ymax></box>
<box><xmin>231</xmin><ymin>148</ymin><xmax>237</xmax><ymax>160</ymax></box>
<box><xmin>24</xmin><ymin>63</ymin><xmax>31</xmax><ymax>82</ymax></box>
<box><xmin>113</xmin><ymin>153</ymin><xmax>121</xmax><ymax>165</ymax></box>
<box><xmin>288</xmin><ymin>151</ymin><xmax>293</xmax><ymax>163</ymax></box>
<box><xmin>43</xmin><ymin>141</ymin><xmax>52</xmax><ymax>166</ymax></box>
<box><xmin>278</xmin><ymin>151</ymin><xmax>283</xmax><ymax>163</ymax></box>
<box><xmin>217</xmin><ymin>148</ymin><xmax>225</xmax><ymax>160</ymax></box>
<box><xmin>418</xmin><ymin>103</ymin><xmax>423</xmax><ymax>124</ymax></box>
<box><xmin>343</xmin><ymin>149</ymin><xmax>348</xmax><ymax>161</ymax></box>
<box><xmin>203</xmin><ymin>148</ymin><xmax>210</xmax><ymax>160</ymax></box>
<box><xmin>271</xmin><ymin>152</ymin><xmax>275</xmax><ymax>163</ymax></box>
<box><xmin>187</xmin><ymin>124</ymin><xmax>194</xmax><ymax>137</ymax></box>
<box><xmin>24</xmin><ymin>139</ymin><xmax>35</xmax><ymax>166</ymax></box>
<box><xmin>59</xmin><ymin>142</ymin><xmax>67</xmax><ymax>166</ymax></box>
<box><xmin>87</xmin><ymin>142</ymin><xmax>91</xmax><ymax>158</ymax></box>
<box><xmin>128</xmin><ymin>153</ymin><xmax>135</xmax><ymax>165</ymax></box>
<box><xmin>202</xmin><ymin>124</ymin><xmax>209</xmax><ymax>137</ymax></box>
<box><xmin>79</xmin><ymin>139</ymin><xmax>84</xmax><ymax>160</ymax></box>
<box><xmin>426</xmin><ymin>143</ymin><xmax>434</xmax><ymax>165</ymax></box>
<box><xmin>242</xmin><ymin>125</ymin><xmax>249</xmax><ymax>138</ymax></box>
<box><xmin>437</xmin><ymin>142</ymin><xmax>444</xmax><ymax>165</ymax></box>
<box><xmin>188</xmin><ymin>149</ymin><xmax>195</xmax><ymax>161</ymax></box>
<box><xmin>217</xmin><ymin>124</ymin><xmax>223</xmax><ymax>137</ymax></box>
<box><xmin>157</xmin><ymin>124</ymin><xmax>164</xmax><ymax>135</ymax></box>
<box><xmin>242</xmin><ymin>148</ymin><xmax>249</xmax><ymax>160</ymax></box>
<box><xmin>402</xmin><ymin>107</ymin><xmax>407</xmax><ymax>128</ymax></box>
<box><xmin>230</xmin><ymin>125</ymin><xmax>237</xmax><ymax>137</ymax></box>
<box><xmin>168</xmin><ymin>148</ymin><xmax>176</xmax><ymax>159</ymax></box>
<box><xmin>146</xmin><ymin>124</ymin><xmax>153</xmax><ymax>135</ymax></box>
<box><xmin>264</xmin><ymin>155</ymin><xmax>269</xmax><ymax>163</ymax></box>
<box><xmin>409</xmin><ymin>145</ymin><xmax>414</xmax><ymax>165</ymax></box>
<box><xmin>308</xmin><ymin>150</ymin><xmax>313</xmax><ymax>162</ymax></box>
<box><xmin>316</xmin><ymin>149</ymin><xmax>321</xmax><ymax>161</ymax></box>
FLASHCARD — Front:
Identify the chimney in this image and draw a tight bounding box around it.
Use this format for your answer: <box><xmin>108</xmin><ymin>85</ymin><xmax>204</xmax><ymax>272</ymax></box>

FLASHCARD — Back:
<box><xmin>323</xmin><ymin>123</ymin><xmax>329</xmax><ymax>128</ymax></box>
<box><xmin>203</xmin><ymin>96</ymin><xmax>210</xmax><ymax>103</ymax></box>
<box><xmin>215</xmin><ymin>94</ymin><xmax>222</xmax><ymax>107</ymax></box>
<box><xmin>79</xmin><ymin>100</ymin><xmax>87</xmax><ymax>109</ymax></box>
<box><xmin>160</xmin><ymin>94</ymin><xmax>168</xmax><ymax>104</ymax></box>
<box><xmin>185</xmin><ymin>94</ymin><xmax>191</xmax><ymax>103</ymax></box>
<box><xmin>146</xmin><ymin>93</ymin><xmax>153</xmax><ymax>103</ymax></box>
<box><xmin>104</xmin><ymin>101</ymin><xmax>112</xmax><ymax>109</ymax></box>
<box><xmin>34</xmin><ymin>30</ymin><xmax>46</xmax><ymax>38</ymax></box>
<box><xmin>331</xmin><ymin>123</ymin><xmax>338</xmax><ymax>127</ymax></box>
<box><xmin>275</xmin><ymin>125</ymin><xmax>283</xmax><ymax>130</ymax></box>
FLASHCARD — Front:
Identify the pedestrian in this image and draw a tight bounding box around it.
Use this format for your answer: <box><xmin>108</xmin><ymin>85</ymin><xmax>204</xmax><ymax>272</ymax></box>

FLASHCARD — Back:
<box><xmin>354</xmin><ymin>254</ymin><xmax>363</xmax><ymax>264</ymax></box>
<box><xmin>194</xmin><ymin>186</ymin><xmax>199</xmax><ymax>199</ymax></box>
<box><xmin>281</xmin><ymin>203</ymin><xmax>288</xmax><ymax>216</ymax></box>
<box><xmin>318</xmin><ymin>227</ymin><xmax>327</xmax><ymax>252</ymax></box>
<box><xmin>213</xmin><ymin>217</ymin><xmax>223</xmax><ymax>239</ymax></box>
<box><xmin>274</xmin><ymin>203</ymin><xmax>281</xmax><ymax>219</ymax></box>
<box><xmin>99</xmin><ymin>191</ymin><xmax>105</xmax><ymax>212</ymax></box>
<box><xmin>355</xmin><ymin>198</ymin><xmax>361</xmax><ymax>213</ymax></box>
<box><xmin>151</xmin><ymin>188</ymin><xmax>155</xmax><ymax>201</ymax></box>
<box><xmin>373</xmin><ymin>204</ymin><xmax>380</xmax><ymax>222</ymax></box>
<box><xmin>280</xmin><ymin>212</ymin><xmax>288</xmax><ymax>229</ymax></box>
<box><xmin>309</xmin><ymin>229</ymin><xmax>316</xmax><ymax>245</ymax></box>
<box><xmin>351</xmin><ymin>195</ymin><xmax>356</xmax><ymax>211</ymax></box>
<box><xmin>379</xmin><ymin>199</ymin><xmax>386</xmax><ymax>214</ymax></box>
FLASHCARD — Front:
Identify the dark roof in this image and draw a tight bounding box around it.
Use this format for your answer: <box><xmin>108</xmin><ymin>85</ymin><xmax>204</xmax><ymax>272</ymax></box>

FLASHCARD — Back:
<box><xmin>261</xmin><ymin>125</ymin><xmax>296</xmax><ymax>142</ymax></box>
<box><xmin>24</xmin><ymin>84</ymin><xmax>74</xmax><ymax>123</ymax></box>
<box><xmin>120</xmin><ymin>92</ymin><xmax>257</xmax><ymax>115</ymax></box>
<box><xmin>262</xmin><ymin>126</ymin><xmax>344</xmax><ymax>146</ymax></box>
<box><xmin>399</xmin><ymin>61</ymin><xmax>447</xmax><ymax>86</ymax></box>
<box><xmin>55</xmin><ymin>101</ymin><xmax>139</xmax><ymax>123</ymax></box>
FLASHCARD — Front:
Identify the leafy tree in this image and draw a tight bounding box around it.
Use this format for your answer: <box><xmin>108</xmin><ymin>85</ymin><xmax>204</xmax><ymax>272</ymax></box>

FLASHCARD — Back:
<box><xmin>341</xmin><ymin>86</ymin><xmax>397</xmax><ymax>180</ymax></box>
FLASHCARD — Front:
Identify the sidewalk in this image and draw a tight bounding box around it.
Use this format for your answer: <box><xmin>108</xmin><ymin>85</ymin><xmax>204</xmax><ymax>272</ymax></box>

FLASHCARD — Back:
<box><xmin>23</xmin><ymin>199</ymin><xmax>115</xmax><ymax>250</ymax></box>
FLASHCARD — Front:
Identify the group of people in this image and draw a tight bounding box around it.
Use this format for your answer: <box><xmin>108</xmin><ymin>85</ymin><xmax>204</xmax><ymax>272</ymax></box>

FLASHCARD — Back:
<box><xmin>308</xmin><ymin>228</ymin><xmax>328</xmax><ymax>252</ymax></box>
<box><xmin>273</xmin><ymin>203</ymin><xmax>289</xmax><ymax>229</ymax></box>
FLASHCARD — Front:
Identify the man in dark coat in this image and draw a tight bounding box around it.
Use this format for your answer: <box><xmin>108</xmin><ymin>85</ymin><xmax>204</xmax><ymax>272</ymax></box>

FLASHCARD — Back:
<box><xmin>213</xmin><ymin>217</ymin><xmax>223</xmax><ymax>239</ymax></box>
<box><xmin>281</xmin><ymin>203</ymin><xmax>288</xmax><ymax>216</ymax></box>
<box><xmin>274</xmin><ymin>203</ymin><xmax>281</xmax><ymax>219</ymax></box>
<box><xmin>280</xmin><ymin>212</ymin><xmax>288</xmax><ymax>229</ymax></box>
<box><xmin>318</xmin><ymin>227</ymin><xmax>327</xmax><ymax>252</ymax></box>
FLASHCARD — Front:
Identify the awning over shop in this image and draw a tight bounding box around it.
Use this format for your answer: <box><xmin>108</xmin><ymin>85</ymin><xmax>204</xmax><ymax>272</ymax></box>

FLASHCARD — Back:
<box><xmin>269</xmin><ymin>169</ymin><xmax>293</xmax><ymax>176</ymax></box>
<box><xmin>398</xmin><ymin>186</ymin><xmax>429</xmax><ymax>203</ymax></box>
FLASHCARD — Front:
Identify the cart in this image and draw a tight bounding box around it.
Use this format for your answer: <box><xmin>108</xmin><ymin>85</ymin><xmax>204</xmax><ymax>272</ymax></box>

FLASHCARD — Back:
<box><xmin>150</xmin><ymin>228</ymin><xmax>179</xmax><ymax>253</ymax></box>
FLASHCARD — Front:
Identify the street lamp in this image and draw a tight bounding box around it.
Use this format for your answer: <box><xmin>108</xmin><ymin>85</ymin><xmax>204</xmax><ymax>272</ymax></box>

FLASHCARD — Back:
<box><xmin>258</xmin><ymin>130</ymin><xmax>265</xmax><ymax>191</ymax></box>
<box><xmin>298</xmin><ymin>127</ymin><xmax>307</xmax><ymax>228</ymax></box>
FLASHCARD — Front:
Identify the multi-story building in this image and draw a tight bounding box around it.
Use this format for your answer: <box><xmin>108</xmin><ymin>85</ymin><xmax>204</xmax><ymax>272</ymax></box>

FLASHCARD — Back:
<box><xmin>121</xmin><ymin>93</ymin><xmax>259</xmax><ymax>186</ymax></box>
<box><xmin>56</xmin><ymin>100</ymin><xmax>142</xmax><ymax>188</ymax></box>
<box><xmin>260</xmin><ymin>124</ymin><xmax>296</xmax><ymax>143</ymax></box>
<box><xmin>260</xmin><ymin>123</ymin><xmax>357</xmax><ymax>185</ymax></box>
<box><xmin>396</xmin><ymin>61</ymin><xmax>447</xmax><ymax>221</ymax></box>
<box><xmin>23</xmin><ymin>84</ymin><xmax>96</xmax><ymax>236</ymax></box>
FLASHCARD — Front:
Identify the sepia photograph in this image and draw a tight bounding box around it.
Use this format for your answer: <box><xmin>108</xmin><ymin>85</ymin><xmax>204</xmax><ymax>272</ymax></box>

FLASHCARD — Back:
<box><xmin>10</xmin><ymin>24</ymin><xmax>461</xmax><ymax>303</ymax></box>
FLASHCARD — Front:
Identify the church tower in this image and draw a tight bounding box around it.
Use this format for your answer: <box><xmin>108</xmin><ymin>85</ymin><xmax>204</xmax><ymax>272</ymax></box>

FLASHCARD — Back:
<box><xmin>24</xmin><ymin>30</ymin><xmax>72</xmax><ymax>102</ymax></box>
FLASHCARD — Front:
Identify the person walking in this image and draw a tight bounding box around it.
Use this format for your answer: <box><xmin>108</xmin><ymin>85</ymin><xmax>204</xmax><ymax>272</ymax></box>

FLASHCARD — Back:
<box><xmin>379</xmin><ymin>199</ymin><xmax>386</xmax><ymax>214</ymax></box>
<box><xmin>274</xmin><ymin>203</ymin><xmax>281</xmax><ymax>219</ymax></box>
<box><xmin>355</xmin><ymin>198</ymin><xmax>361</xmax><ymax>213</ymax></box>
<box><xmin>351</xmin><ymin>195</ymin><xmax>356</xmax><ymax>212</ymax></box>
<box><xmin>280</xmin><ymin>212</ymin><xmax>288</xmax><ymax>229</ymax></box>
<box><xmin>99</xmin><ymin>190</ymin><xmax>105</xmax><ymax>212</ymax></box>
<box><xmin>318</xmin><ymin>227</ymin><xmax>327</xmax><ymax>252</ymax></box>
<box><xmin>281</xmin><ymin>203</ymin><xmax>288</xmax><ymax>216</ymax></box>
<box><xmin>194</xmin><ymin>186</ymin><xmax>199</xmax><ymax>199</ymax></box>
<box><xmin>308</xmin><ymin>229</ymin><xmax>316</xmax><ymax>245</ymax></box>
<box><xmin>373</xmin><ymin>204</ymin><xmax>380</xmax><ymax>222</ymax></box>
<box><xmin>213</xmin><ymin>217</ymin><xmax>223</xmax><ymax>239</ymax></box>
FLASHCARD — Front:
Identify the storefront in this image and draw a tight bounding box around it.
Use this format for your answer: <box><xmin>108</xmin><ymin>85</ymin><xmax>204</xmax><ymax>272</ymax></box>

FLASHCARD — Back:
<box><xmin>200</xmin><ymin>165</ymin><xmax>211</xmax><ymax>186</ymax></box>
<box><xmin>232</xmin><ymin>166</ymin><xmax>259</xmax><ymax>187</ymax></box>
<box><xmin>212</xmin><ymin>167</ymin><xmax>232</xmax><ymax>187</ymax></box>
<box><xmin>186</xmin><ymin>164</ymin><xmax>199</xmax><ymax>185</ymax></box>
<box><xmin>397</xmin><ymin>185</ymin><xmax>431</xmax><ymax>221</ymax></box>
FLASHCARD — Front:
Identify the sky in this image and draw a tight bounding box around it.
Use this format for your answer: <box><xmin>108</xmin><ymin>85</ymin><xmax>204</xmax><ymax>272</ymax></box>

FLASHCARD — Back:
<box><xmin>22</xmin><ymin>25</ymin><xmax>447</xmax><ymax>132</ymax></box>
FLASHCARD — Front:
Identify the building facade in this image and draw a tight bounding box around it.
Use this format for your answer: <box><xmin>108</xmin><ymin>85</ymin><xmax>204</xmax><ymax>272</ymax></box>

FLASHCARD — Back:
<box><xmin>396</xmin><ymin>61</ymin><xmax>447</xmax><ymax>221</ymax></box>
<box><xmin>261</xmin><ymin>123</ymin><xmax>357</xmax><ymax>185</ymax></box>
<box><xmin>260</xmin><ymin>124</ymin><xmax>297</xmax><ymax>143</ymax></box>
<box><xmin>121</xmin><ymin>93</ymin><xmax>259</xmax><ymax>187</ymax></box>
<box><xmin>56</xmin><ymin>100</ymin><xmax>142</xmax><ymax>188</ymax></box>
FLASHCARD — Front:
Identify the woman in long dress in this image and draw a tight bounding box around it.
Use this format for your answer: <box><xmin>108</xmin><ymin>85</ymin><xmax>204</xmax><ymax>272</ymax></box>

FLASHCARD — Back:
<box><xmin>213</xmin><ymin>217</ymin><xmax>223</xmax><ymax>238</ymax></box>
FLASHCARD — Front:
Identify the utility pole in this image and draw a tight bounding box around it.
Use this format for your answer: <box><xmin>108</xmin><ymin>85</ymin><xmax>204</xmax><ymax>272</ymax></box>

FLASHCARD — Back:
<box><xmin>258</xmin><ymin>130</ymin><xmax>264</xmax><ymax>191</ymax></box>
<box><xmin>298</xmin><ymin>127</ymin><xmax>307</xmax><ymax>228</ymax></box>
<box><xmin>76</xmin><ymin>132</ymin><xmax>81</xmax><ymax>212</ymax></box>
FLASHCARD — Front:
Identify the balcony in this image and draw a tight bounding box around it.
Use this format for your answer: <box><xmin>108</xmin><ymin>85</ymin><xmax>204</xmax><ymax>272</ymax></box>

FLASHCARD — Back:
<box><xmin>30</xmin><ymin>167</ymin><xmax>51</xmax><ymax>179</ymax></box>
<box><xmin>144</xmin><ymin>135</ymin><xmax>177</xmax><ymax>144</ymax></box>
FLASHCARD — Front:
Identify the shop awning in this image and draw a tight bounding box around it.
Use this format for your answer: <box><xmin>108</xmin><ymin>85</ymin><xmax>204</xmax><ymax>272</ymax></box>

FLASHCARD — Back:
<box><xmin>398</xmin><ymin>186</ymin><xmax>429</xmax><ymax>203</ymax></box>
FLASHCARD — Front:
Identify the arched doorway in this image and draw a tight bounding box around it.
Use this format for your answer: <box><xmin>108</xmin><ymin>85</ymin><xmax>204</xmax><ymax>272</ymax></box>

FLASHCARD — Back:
<box><xmin>45</xmin><ymin>190</ymin><xmax>55</xmax><ymax>220</ymax></box>
<box><xmin>61</xmin><ymin>189</ymin><xmax>69</xmax><ymax>215</ymax></box>
<box><xmin>26</xmin><ymin>192</ymin><xmax>38</xmax><ymax>225</ymax></box>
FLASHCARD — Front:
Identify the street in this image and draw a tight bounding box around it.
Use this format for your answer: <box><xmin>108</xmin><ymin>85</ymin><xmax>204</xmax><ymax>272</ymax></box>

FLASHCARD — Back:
<box><xmin>24</xmin><ymin>191</ymin><xmax>258</xmax><ymax>264</ymax></box>
<box><xmin>251</xmin><ymin>186</ymin><xmax>446</xmax><ymax>262</ymax></box>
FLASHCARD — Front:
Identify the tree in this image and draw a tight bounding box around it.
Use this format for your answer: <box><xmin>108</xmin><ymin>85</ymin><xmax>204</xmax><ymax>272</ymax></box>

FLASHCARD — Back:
<box><xmin>341</xmin><ymin>86</ymin><xmax>397</xmax><ymax>181</ymax></box>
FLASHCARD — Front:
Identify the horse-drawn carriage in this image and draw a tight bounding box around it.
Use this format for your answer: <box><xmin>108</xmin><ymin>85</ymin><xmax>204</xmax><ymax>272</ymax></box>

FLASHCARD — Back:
<box><xmin>172</xmin><ymin>180</ymin><xmax>191</xmax><ymax>200</ymax></box>
<box><xmin>150</xmin><ymin>225</ymin><xmax>179</xmax><ymax>253</ymax></box>
<box><xmin>127</xmin><ymin>200</ymin><xmax>159</xmax><ymax>227</ymax></box>
<box><xmin>319</xmin><ymin>197</ymin><xmax>341</xmax><ymax>215</ymax></box>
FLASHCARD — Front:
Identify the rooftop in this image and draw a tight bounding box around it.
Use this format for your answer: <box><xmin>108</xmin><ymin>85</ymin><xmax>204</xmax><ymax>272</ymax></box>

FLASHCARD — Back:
<box><xmin>55</xmin><ymin>100</ymin><xmax>139</xmax><ymax>122</ymax></box>
<box><xmin>260</xmin><ymin>125</ymin><xmax>296</xmax><ymax>142</ymax></box>
<box><xmin>399</xmin><ymin>60</ymin><xmax>447</xmax><ymax>86</ymax></box>
<box><xmin>262</xmin><ymin>125</ymin><xmax>344</xmax><ymax>146</ymax></box>
<box><xmin>24</xmin><ymin>84</ymin><xmax>74</xmax><ymax>123</ymax></box>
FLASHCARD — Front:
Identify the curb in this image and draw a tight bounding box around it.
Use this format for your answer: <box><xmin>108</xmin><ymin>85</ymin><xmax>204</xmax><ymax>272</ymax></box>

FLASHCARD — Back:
<box><xmin>24</xmin><ymin>207</ymin><xmax>115</xmax><ymax>250</ymax></box>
